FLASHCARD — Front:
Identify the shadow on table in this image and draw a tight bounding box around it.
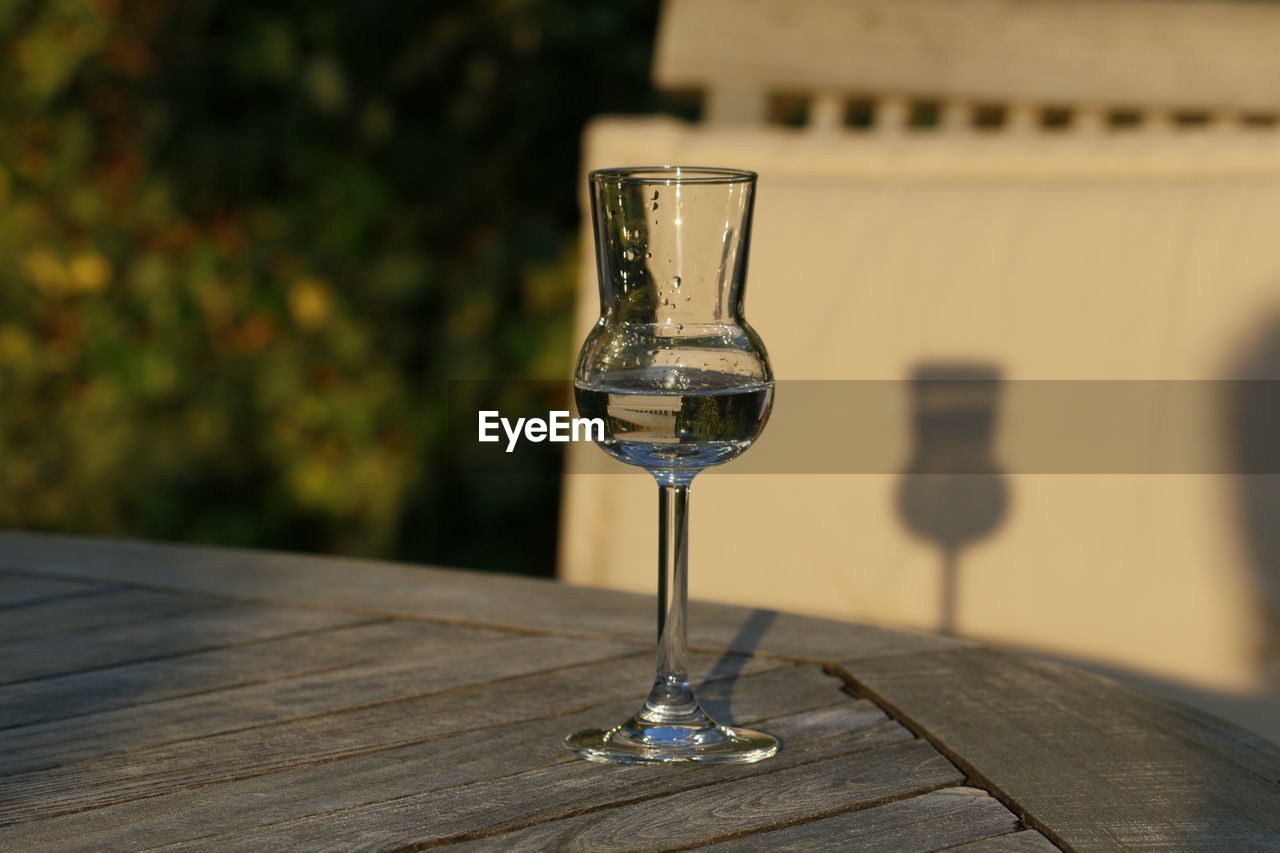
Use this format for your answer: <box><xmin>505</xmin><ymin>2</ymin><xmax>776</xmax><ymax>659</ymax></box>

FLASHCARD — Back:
<box><xmin>696</xmin><ymin>608</ymin><xmax>777</xmax><ymax>724</ymax></box>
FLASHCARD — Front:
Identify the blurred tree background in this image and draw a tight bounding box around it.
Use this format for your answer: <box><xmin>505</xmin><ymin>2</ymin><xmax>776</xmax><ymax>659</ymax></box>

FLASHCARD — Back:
<box><xmin>0</xmin><ymin>0</ymin><xmax>679</xmax><ymax>575</ymax></box>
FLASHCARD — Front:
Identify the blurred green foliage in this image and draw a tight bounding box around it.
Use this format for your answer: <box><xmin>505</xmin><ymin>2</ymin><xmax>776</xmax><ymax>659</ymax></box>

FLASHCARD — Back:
<box><xmin>0</xmin><ymin>0</ymin><xmax>676</xmax><ymax>574</ymax></box>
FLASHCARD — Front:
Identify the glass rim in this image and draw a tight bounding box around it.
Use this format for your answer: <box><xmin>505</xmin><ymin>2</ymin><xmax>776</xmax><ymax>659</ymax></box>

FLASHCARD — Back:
<box><xmin>590</xmin><ymin>166</ymin><xmax>757</xmax><ymax>185</ymax></box>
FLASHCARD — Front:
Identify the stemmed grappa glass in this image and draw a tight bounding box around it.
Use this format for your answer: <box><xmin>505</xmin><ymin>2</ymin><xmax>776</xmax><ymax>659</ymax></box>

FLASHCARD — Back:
<box><xmin>564</xmin><ymin>166</ymin><xmax>777</xmax><ymax>764</ymax></box>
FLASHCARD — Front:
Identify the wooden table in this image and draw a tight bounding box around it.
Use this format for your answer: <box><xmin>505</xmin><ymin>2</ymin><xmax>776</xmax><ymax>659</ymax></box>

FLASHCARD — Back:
<box><xmin>0</xmin><ymin>533</ymin><xmax>1277</xmax><ymax>851</ymax></box>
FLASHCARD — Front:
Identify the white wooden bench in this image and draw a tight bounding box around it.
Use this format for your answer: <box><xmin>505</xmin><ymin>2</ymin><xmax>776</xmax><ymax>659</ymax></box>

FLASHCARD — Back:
<box><xmin>561</xmin><ymin>0</ymin><xmax>1280</xmax><ymax>744</ymax></box>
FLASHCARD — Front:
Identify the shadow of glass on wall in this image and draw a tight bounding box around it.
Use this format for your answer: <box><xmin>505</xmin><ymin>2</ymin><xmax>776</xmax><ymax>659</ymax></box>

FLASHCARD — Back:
<box><xmin>896</xmin><ymin>364</ymin><xmax>1009</xmax><ymax>636</ymax></box>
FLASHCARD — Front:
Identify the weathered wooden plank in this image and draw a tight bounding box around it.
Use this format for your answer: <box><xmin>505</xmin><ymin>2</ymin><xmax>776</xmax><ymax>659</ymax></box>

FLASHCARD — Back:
<box><xmin>671</xmin><ymin>787</ymin><xmax>1020</xmax><ymax>852</ymax></box>
<box><xmin>0</xmin><ymin>630</ymin><xmax>628</xmax><ymax>779</ymax></box>
<box><xmin>945</xmin><ymin>830</ymin><xmax>1062</xmax><ymax>852</ymax></box>
<box><xmin>0</xmin><ymin>572</ymin><xmax>103</xmax><ymax>609</ymax></box>
<box><xmin>0</xmin><ymin>668</ymin><xmax>889</xmax><ymax>850</ymax></box>
<box><xmin>0</xmin><ymin>588</ymin><xmax>220</xmax><ymax>644</ymax></box>
<box><xmin>0</xmin><ymin>532</ymin><xmax>956</xmax><ymax>663</ymax></box>
<box><xmin>410</xmin><ymin>740</ymin><xmax>961</xmax><ymax>853</ymax></box>
<box><xmin>0</xmin><ymin>653</ymin><xmax>784</xmax><ymax>823</ymax></box>
<box><xmin>7</xmin><ymin>533</ymin><xmax>1273</xmax><ymax>852</ymax></box>
<box><xmin>840</xmin><ymin>647</ymin><xmax>1280</xmax><ymax>852</ymax></box>
<box><xmin>145</xmin><ymin>709</ymin><xmax>926</xmax><ymax>851</ymax></box>
<box><xmin>0</xmin><ymin>619</ymin><xmax>439</xmax><ymax>729</ymax></box>
<box><xmin>686</xmin><ymin>603</ymin><xmax>960</xmax><ymax>664</ymax></box>
<box><xmin>0</xmin><ymin>600</ymin><xmax>362</xmax><ymax>685</ymax></box>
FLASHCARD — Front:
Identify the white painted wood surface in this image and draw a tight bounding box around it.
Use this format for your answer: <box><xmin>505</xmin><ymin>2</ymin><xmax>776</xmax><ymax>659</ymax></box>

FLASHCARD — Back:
<box><xmin>657</xmin><ymin>0</ymin><xmax>1280</xmax><ymax>120</ymax></box>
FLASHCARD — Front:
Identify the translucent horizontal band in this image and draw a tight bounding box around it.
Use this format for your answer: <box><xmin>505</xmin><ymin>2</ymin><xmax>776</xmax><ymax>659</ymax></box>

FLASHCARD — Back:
<box><xmin>447</xmin><ymin>379</ymin><xmax>1280</xmax><ymax>475</ymax></box>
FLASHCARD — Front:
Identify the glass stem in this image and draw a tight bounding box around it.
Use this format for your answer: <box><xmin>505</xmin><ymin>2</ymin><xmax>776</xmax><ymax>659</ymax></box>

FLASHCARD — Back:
<box><xmin>643</xmin><ymin>480</ymin><xmax>699</xmax><ymax>723</ymax></box>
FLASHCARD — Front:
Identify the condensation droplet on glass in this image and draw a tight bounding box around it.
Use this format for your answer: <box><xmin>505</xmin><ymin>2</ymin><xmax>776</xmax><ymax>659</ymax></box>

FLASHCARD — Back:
<box><xmin>651</xmin><ymin>190</ymin><xmax>659</xmax><ymax>200</ymax></box>
<box><xmin>676</xmin><ymin>324</ymin><xmax>684</xmax><ymax>332</ymax></box>
<box><xmin>645</xmin><ymin>251</ymin><xmax>652</xmax><ymax>259</ymax></box>
<box><xmin>651</xmin><ymin>202</ymin><xmax>659</xmax><ymax>211</ymax></box>
<box><xmin>671</xmin><ymin>276</ymin><xmax>681</xmax><ymax>290</ymax></box>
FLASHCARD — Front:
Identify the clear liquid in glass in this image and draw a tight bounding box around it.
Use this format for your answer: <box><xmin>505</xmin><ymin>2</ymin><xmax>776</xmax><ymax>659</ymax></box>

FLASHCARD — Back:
<box><xmin>575</xmin><ymin>368</ymin><xmax>773</xmax><ymax>472</ymax></box>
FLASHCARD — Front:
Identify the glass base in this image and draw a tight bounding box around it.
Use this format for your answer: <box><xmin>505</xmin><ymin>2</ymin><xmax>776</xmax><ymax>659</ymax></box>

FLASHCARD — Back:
<box><xmin>564</xmin><ymin>713</ymin><xmax>778</xmax><ymax>765</ymax></box>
